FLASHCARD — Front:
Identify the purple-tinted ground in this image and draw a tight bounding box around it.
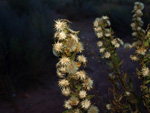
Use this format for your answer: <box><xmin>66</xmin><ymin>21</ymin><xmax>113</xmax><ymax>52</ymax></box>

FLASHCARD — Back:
<box><xmin>0</xmin><ymin>8</ymin><xmax>141</xmax><ymax>113</ymax></box>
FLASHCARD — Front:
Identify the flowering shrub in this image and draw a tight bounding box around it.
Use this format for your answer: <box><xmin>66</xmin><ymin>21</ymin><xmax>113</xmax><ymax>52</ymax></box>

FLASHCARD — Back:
<box><xmin>53</xmin><ymin>2</ymin><xmax>150</xmax><ymax>113</ymax></box>
<box><xmin>94</xmin><ymin>1</ymin><xmax>150</xmax><ymax>113</ymax></box>
<box><xmin>53</xmin><ymin>19</ymin><xmax>99</xmax><ymax>113</ymax></box>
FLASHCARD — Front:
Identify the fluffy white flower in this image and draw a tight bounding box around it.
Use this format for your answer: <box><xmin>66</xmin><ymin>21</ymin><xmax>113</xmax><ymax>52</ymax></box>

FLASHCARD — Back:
<box><xmin>76</xmin><ymin>71</ymin><xmax>86</xmax><ymax>80</ymax></box>
<box><xmin>95</xmin><ymin>18</ymin><xmax>103</xmax><ymax>25</ymax></box>
<box><xmin>114</xmin><ymin>43</ymin><xmax>120</xmax><ymax>48</ymax></box>
<box><xmin>142</xmin><ymin>67</ymin><xmax>149</xmax><ymax>77</ymax></box>
<box><xmin>99</xmin><ymin>48</ymin><xmax>105</xmax><ymax>53</ymax></box>
<box><xmin>104</xmin><ymin>52</ymin><xmax>111</xmax><ymax>59</ymax></box>
<box><xmin>69</xmin><ymin>97</ymin><xmax>79</xmax><ymax>106</ymax></box>
<box><xmin>77</xmin><ymin>55</ymin><xmax>87</xmax><ymax>64</ymax></box>
<box><xmin>59</xmin><ymin>67</ymin><xmax>67</xmax><ymax>74</ymax></box>
<box><xmin>82</xmin><ymin>78</ymin><xmax>93</xmax><ymax>90</ymax></box>
<box><xmin>135</xmin><ymin>2</ymin><xmax>144</xmax><ymax>10</ymax></box>
<box><xmin>79</xmin><ymin>90</ymin><xmax>87</xmax><ymax>99</ymax></box>
<box><xmin>124</xmin><ymin>43</ymin><xmax>132</xmax><ymax>49</ymax></box>
<box><xmin>132</xmin><ymin>32</ymin><xmax>137</xmax><ymax>37</ymax></box>
<box><xmin>135</xmin><ymin>48</ymin><xmax>146</xmax><ymax>55</ymax></box>
<box><xmin>111</xmin><ymin>39</ymin><xmax>117</xmax><ymax>45</ymax></box>
<box><xmin>102</xmin><ymin>16</ymin><xmax>109</xmax><ymax>20</ymax></box>
<box><xmin>137</xmin><ymin>17</ymin><xmax>142</xmax><ymax>21</ymax></box>
<box><xmin>125</xmin><ymin>91</ymin><xmax>130</xmax><ymax>96</ymax></box>
<box><xmin>58</xmin><ymin>31</ymin><xmax>66</xmax><ymax>40</ymax></box>
<box><xmin>117</xmin><ymin>38</ymin><xmax>124</xmax><ymax>45</ymax></box>
<box><xmin>106</xmin><ymin>104</ymin><xmax>111</xmax><ymax>110</ymax></box>
<box><xmin>136</xmin><ymin>9</ymin><xmax>143</xmax><ymax>16</ymax></box>
<box><xmin>65</xmin><ymin>38</ymin><xmax>77</xmax><ymax>52</ymax></box>
<box><xmin>61</xmin><ymin>88</ymin><xmax>71</xmax><ymax>96</ymax></box>
<box><xmin>64</xmin><ymin>100</ymin><xmax>72</xmax><ymax>109</ymax></box>
<box><xmin>97</xmin><ymin>32</ymin><xmax>103</xmax><ymax>38</ymax></box>
<box><xmin>134</xmin><ymin>5</ymin><xmax>138</xmax><ymax>11</ymax></box>
<box><xmin>133</xmin><ymin>41</ymin><xmax>139</xmax><ymax>47</ymax></box>
<box><xmin>55</xmin><ymin>20</ymin><xmax>67</xmax><ymax>31</ymax></box>
<box><xmin>94</xmin><ymin>20</ymin><xmax>99</xmax><ymax>27</ymax></box>
<box><xmin>130</xmin><ymin>55</ymin><xmax>139</xmax><ymax>61</ymax></box>
<box><xmin>74</xmin><ymin>109</ymin><xmax>80</xmax><ymax>113</ymax></box>
<box><xmin>97</xmin><ymin>41</ymin><xmax>103</xmax><ymax>47</ymax></box>
<box><xmin>137</xmin><ymin>27</ymin><xmax>141</xmax><ymax>31</ymax></box>
<box><xmin>94</xmin><ymin>27</ymin><xmax>102</xmax><ymax>32</ymax></box>
<box><xmin>105</xmin><ymin>29</ymin><xmax>111</xmax><ymax>37</ymax></box>
<box><xmin>66</xmin><ymin>60</ymin><xmax>79</xmax><ymax>74</ymax></box>
<box><xmin>130</xmin><ymin>23</ymin><xmax>136</xmax><ymax>28</ymax></box>
<box><xmin>76</xmin><ymin>42</ymin><xmax>84</xmax><ymax>53</ymax></box>
<box><xmin>58</xmin><ymin>79</ymin><xmax>69</xmax><ymax>87</ymax></box>
<box><xmin>81</xmin><ymin>99</ymin><xmax>91</xmax><ymax>110</ymax></box>
<box><xmin>88</xmin><ymin>106</ymin><xmax>99</xmax><ymax>113</ymax></box>
<box><xmin>59</xmin><ymin>57</ymin><xmax>70</xmax><ymax>66</ymax></box>
<box><xmin>53</xmin><ymin>42</ymin><xmax>63</xmax><ymax>53</ymax></box>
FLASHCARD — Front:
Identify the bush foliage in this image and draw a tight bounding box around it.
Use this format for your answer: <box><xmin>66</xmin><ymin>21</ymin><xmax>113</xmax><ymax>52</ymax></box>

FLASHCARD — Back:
<box><xmin>53</xmin><ymin>1</ymin><xmax>150</xmax><ymax>113</ymax></box>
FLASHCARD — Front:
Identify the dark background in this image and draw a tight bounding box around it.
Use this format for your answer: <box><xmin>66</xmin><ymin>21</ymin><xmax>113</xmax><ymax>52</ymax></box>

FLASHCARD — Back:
<box><xmin>0</xmin><ymin>0</ymin><xmax>150</xmax><ymax>113</ymax></box>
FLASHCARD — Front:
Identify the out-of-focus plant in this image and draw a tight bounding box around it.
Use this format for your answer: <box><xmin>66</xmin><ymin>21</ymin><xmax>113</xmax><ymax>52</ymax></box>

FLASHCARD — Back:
<box><xmin>94</xmin><ymin>1</ymin><xmax>150</xmax><ymax>113</ymax></box>
<box><xmin>0</xmin><ymin>0</ymin><xmax>53</xmax><ymax>89</ymax></box>
<box><xmin>94</xmin><ymin>16</ymin><xmax>140</xmax><ymax>113</ymax></box>
<box><xmin>130</xmin><ymin>2</ymin><xmax>150</xmax><ymax>112</ymax></box>
<box><xmin>53</xmin><ymin>19</ymin><xmax>99</xmax><ymax>113</ymax></box>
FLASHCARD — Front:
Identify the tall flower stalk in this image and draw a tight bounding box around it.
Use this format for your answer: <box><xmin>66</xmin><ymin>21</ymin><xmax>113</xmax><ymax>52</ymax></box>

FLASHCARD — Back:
<box><xmin>93</xmin><ymin>14</ymin><xmax>143</xmax><ymax>113</ymax></box>
<box><xmin>93</xmin><ymin>16</ymin><xmax>126</xmax><ymax>90</ymax></box>
<box><xmin>130</xmin><ymin>2</ymin><xmax>150</xmax><ymax>112</ymax></box>
<box><xmin>53</xmin><ymin>19</ymin><xmax>99</xmax><ymax>113</ymax></box>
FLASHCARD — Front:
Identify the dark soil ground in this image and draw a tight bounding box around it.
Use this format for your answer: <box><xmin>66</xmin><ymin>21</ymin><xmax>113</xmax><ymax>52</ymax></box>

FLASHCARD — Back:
<box><xmin>0</xmin><ymin>7</ymin><xmax>141</xmax><ymax>113</ymax></box>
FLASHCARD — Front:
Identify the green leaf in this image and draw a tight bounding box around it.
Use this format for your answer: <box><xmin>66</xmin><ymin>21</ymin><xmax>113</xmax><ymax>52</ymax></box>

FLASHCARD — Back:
<box><xmin>136</xmin><ymin>68</ymin><xmax>141</xmax><ymax>76</ymax></box>
<box><xmin>144</xmin><ymin>58</ymin><xmax>149</xmax><ymax>63</ymax></box>
<box><xmin>71</xmin><ymin>52</ymin><xmax>77</xmax><ymax>60</ymax></box>
<box><xmin>110</xmin><ymin>27</ymin><xmax>112</xmax><ymax>32</ymax></box>
<box><xmin>63</xmin><ymin>110</ymin><xmax>70</xmax><ymax>113</ymax></box>
<box><xmin>113</xmin><ymin>53</ymin><xmax>119</xmax><ymax>66</ymax></box>
<box><xmin>123</xmin><ymin>72</ymin><xmax>127</xmax><ymax>82</ymax></box>
<box><xmin>124</xmin><ymin>105</ymin><xmax>129</xmax><ymax>109</ymax></box>
<box><xmin>69</xmin><ymin>79</ymin><xmax>74</xmax><ymax>89</ymax></box>
<box><xmin>119</xmin><ymin>60</ymin><xmax>124</xmax><ymax>66</ymax></box>
<box><xmin>145</xmin><ymin>39</ymin><xmax>149</xmax><ymax>47</ymax></box>
<box><xmin>145</xmin><ymin>80</ymin><xmax>150</xmax><ymax>85</ymax></box>
<box><xmin>129</xmin><ymin>76</ymin><xmax>134</xmax><ymax>90</ymax></box>
<box><xmin>86</xmin><ymin>95</ymin><xmax>94</xmax><ymax>99</ymax></box>
<box><xmin>145</xmin><ymin>87</ymin><xmax>149</xmax><ymax>92</ymax></box>
<box><xmin>77</xmin><ymin>85</ymin><xmax>82</xmax><ymax>91</ymax></box>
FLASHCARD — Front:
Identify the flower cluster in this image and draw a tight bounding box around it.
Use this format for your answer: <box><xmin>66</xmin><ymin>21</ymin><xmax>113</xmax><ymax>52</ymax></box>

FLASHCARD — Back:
<box><xmin>130</xmin><ymin>2</ymin><xmax>147</xmax><ymax>62</ymax></box>
<box><xmin>130</xmin><ymin>2</ymin><xmax>150</xmax><ymax>77</ymax></box>
<box><xmin>53</xmin><ymin>19</ymin><xmax>99</xmax><ymax>113</ymax></box>
<box><xmin>131</xmin><ymin>2</ymin><xmax>145</xmax><ymax>38</ymax></box>
<box><xmin>94</xmin><ymin>16</ymin><xmax>124</xmax><ymax>59</ymax></box>
<box><xmin>92</xmin><ymin>1</ymin><xmax>150</xmax><ymax>113</ymax></box>
<box><xmin>130</xmin><ymin>2</ymin><xmax>150</xmax><ymax>111</ymax></box>
<box><xmin>94</xmin><ymin>16</ymin><xmax>133</xmax><ymax>112</ymax></box>
<box><xmin>129</xmin><ymin>2</ymin><xmax>147</xmax><ymax>62</ymax></box>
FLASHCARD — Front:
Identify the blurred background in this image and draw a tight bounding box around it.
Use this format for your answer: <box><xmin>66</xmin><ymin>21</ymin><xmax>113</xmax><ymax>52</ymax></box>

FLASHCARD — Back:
<box><xmin>0</xmin><ymin>0</ymin><xmax>150</xmax><ymax>113</ymax></box>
